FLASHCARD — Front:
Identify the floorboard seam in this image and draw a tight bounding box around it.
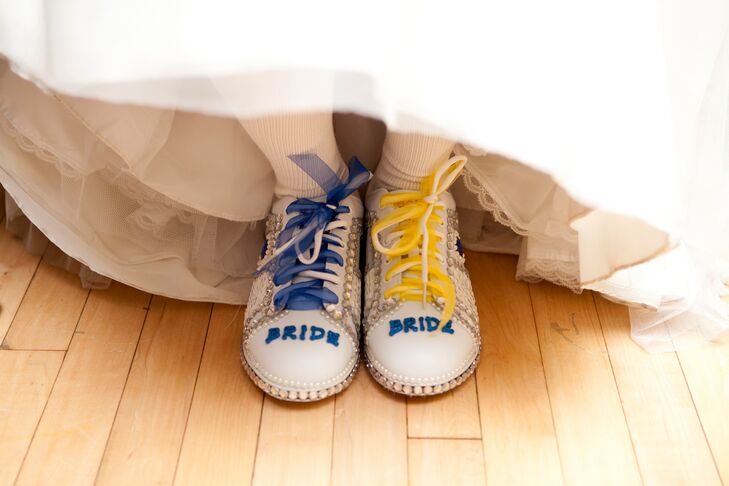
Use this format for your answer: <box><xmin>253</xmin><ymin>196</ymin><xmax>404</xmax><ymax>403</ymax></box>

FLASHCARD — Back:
<box><xmin>91</xmin><ymin>292</ymin><xmax>153</xmax><ymax>486</ymax></box>
<box><xmin>675</xmin><ymin>352</ymin><xmax>725</xmax><ymax>485</ymax></box>
<box><xmin>590</xmin><ymin>292</ymin><xmax>646</xmax><ymax>486</ymax></box>
<box><xmin>527</xmin><ymin>283</ymin><xmax>567</xmax><ymax>486</ymax></box>
<box><xmin>171</xmin><ymin>303</ymin><xmax>215</xmax><ymax>485</ymax></box>
<box><xmin>11</xmin><ymin>273</ymin><xmax>92</xmax><ymax>485</ymax></box>
<box><xmin>0</xmin><ymin>247</ymin><xmax>43</xmax><ymax>347</ymax></box>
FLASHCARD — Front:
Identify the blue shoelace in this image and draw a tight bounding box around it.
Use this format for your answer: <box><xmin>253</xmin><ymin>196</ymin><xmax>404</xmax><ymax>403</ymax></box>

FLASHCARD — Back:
<box><xmin>257</xmin><ymin>155</ymin><xmax>371</xmax><ymax>311</ymax></box>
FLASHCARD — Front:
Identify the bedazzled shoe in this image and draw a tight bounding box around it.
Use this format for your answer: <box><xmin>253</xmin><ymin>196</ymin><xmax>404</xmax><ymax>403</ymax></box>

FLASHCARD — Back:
<box><xmin>241</xmin><ymin>155</ymin><xmax>370</xmax><ymax>402</ymax></box>
<box><xmin>363</xmin><ymin>155</ymin><xmax>481</xmax><ymax>397</ymax></box>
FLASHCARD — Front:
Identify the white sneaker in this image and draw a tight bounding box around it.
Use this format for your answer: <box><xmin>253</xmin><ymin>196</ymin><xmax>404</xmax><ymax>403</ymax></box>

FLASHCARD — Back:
<box><xmin>241</xmin><ymin>157</ymin><xmax>369</xmax><ymax>402</ymax></box>
<box><xmin>363</xmin><ymin>156</ymin><xmax>481</xmax><ymax>396</ymax></box>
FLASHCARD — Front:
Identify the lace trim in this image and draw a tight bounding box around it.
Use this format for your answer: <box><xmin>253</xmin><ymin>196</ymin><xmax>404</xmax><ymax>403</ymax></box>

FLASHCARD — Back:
<box><xmin>107</xmin><ymin>168</ymin><xmax>201</xmax><ymax>232</ymax></box>
<box><xmin>0</xmin><ymin>110</ymin><xmax>259</xmax><ymax>237</ymax></box>
<box><xmin>516</xmin><ymin>258</ymin><xmax>582</xmax><ymax>292</ymax></box>
<box><xmin>461</xmin><ymin>169</ymin><xmax>529</xmax><ymax>237</ymax></box>
<box><xmin>456</xmin><ymin>146</ymin><xmax>584</xmax><ymax>292</ymax></box>
<box><xmin>0</xmin><ymin>111</ymin><xmax>176</xmax><ymax>211</ymax></box>
<box><xmin>457</xmin><ymin>144</ymin><xmax>581</xmax><ymax>242</ymax></box>
<box><xmin>0</xmin><ymin>115</ymin><xmax>82</xmax><ymax>179</ymax></box>
<box><xmin>52</xmin><ymin>93</ymin><xmax>270</xmax><ymax>223</ymax></box>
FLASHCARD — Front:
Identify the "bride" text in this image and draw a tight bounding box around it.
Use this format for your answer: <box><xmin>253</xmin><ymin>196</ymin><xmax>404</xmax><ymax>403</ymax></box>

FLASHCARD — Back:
<box><xmin>265</xmin><ymin>325</ymin><xmax>340</xmax><ymax>347</ymax></box>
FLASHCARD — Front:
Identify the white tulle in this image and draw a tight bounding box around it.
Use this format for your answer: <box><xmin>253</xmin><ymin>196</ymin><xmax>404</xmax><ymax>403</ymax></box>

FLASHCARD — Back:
<box><xmin>1</xmin><ymin>0</ymin><xmax>728</xmax><ymax>351</ymax></box>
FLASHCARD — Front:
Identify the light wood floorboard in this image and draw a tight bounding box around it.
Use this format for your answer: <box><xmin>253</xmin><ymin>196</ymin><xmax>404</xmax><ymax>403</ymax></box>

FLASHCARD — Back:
<box><xmin>0</xmin><ymin>224</ymin><xmax>726</xmax><ymax>486</ymax></box>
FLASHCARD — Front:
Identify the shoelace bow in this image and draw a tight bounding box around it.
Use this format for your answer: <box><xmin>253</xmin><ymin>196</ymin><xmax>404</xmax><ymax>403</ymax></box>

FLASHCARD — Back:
<box><xmin>258</xmin><ymin>156</ymin><xmax>371</xmax><ymax>311</ymax></box>
<box><xmin>371</xmin><ymin>155</ymin><xmax>467</xmax><ymax>328</ymax></box>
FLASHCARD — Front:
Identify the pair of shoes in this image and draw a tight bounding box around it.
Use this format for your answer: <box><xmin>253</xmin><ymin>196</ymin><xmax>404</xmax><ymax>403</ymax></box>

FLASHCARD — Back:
<box><xmin>241</xmin><ymin>155</ymin><xmax>480</xmax><ymax>401</ymax></box>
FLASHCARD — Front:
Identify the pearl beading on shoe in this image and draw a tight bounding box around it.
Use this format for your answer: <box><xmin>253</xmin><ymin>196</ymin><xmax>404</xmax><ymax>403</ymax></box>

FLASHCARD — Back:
<box><xmin>364</xmin><ymin>350</ymin><xmax>480</xmax><ymax>397</ymax></box>
<box><xmin>242</xmin><ymin>212</ymin><xmax>363</xmax><ymax>402</ymax></box>
<box><xmin>240</xmin><ymin>346</ymin><xmax>360</xmax><ymax>402</ymax></box>
<box><xmin>362</xmin><ymin>203</ymin><xmax>482</xmax><ymax>397</ymax></box>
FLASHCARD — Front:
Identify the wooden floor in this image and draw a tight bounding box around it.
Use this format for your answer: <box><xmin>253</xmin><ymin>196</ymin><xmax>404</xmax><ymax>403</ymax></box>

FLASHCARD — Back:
<box><xmin>0</xmin><ymin>224</ymin><xmax>727</xmax><ymax>486</ymax></box>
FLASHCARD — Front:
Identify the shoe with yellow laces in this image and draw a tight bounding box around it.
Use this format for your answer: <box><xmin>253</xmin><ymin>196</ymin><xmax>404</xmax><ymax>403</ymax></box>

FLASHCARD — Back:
<box><xmin>363</xmin><ymin>156</ymin><xmax>481</xmax><ymax>396</ymax></box>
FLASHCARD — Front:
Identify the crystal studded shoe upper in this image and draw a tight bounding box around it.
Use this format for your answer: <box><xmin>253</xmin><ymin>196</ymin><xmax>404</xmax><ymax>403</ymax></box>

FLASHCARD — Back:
<box><xmin>363</xmin><ymin>155</ymin><xmax>481</xmax><ymax>396</ymax></box>
<box><xmin>241</xmin><ymin>156</ymin><xmax>370</xmax><ymax>402</ymax></box>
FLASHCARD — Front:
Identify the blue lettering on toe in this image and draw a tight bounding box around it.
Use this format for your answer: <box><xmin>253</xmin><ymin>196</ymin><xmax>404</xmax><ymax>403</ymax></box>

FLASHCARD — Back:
<box><xmin>282</xmin><ymin>325</ymin><xmax>297</xmax><ymax>340</ymax></box>
<box><xmin>263</xmin><ymin>325</ymin><xmax>341</xmax><ymax>347</ymax></box>
<box><xmin>265</xmin><ymin>327</ymin><xmax>281</xmax><ymax>344</ymax></box>
<box><xmin>404</xmin><ymin>317</ymin><xmax>418</xmax><ymax>333</ymax></box>
<box><xmin>310</xmin><ymin>326</ymin><xmax>325</xmax><ymax>340</ymax></box>
<box><xmin>386</xmin><ymin>316</ymin><xmax>456</xmax><ymax>336</ymax></box>
<box><xmin>326</xmin><ymin>330</ymin><xmax>340</xmax><ymax>347</ymax></box>
<box><xmin>389</xmin><ymin>319</ymin><xmax>403</xmax><ymax>336</ymax></box>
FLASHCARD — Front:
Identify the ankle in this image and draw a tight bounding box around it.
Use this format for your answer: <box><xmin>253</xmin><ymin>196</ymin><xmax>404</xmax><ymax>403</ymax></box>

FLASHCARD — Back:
<box><xmin>373</xmin><ymin>132</ymin><xmax>455</xmax><ymax>190</ymax></box>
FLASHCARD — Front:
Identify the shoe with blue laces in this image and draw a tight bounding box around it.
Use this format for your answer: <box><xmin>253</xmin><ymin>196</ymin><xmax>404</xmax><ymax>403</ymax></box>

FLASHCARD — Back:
<box><xmin>241</xmin><ymin>156</ymin><xmax>370</xmax><ymax>401</ymax></box>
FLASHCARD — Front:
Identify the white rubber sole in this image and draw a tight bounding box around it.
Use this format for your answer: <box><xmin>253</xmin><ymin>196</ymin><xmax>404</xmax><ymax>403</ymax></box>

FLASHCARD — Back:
<box><xmin>364</xmin><ymin>351</ymin><xmax>480</xmax><ymax>397</ymax></box>
<box><xmin>240</xmin><ymin>347</ymin><xmax>360</xmax><ymax>402</ymax></box>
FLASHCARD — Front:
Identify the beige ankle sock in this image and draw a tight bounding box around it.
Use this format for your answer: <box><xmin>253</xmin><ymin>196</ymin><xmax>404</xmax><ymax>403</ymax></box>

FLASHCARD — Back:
<box><xmin>374</xmin><ymin>132</ymin><xmax>456</xmax><ymax>190</ymax></box>
<box><xmin>241</xmin><ymin>112</ymin><xmax>346</xmax><ymax>198</ymax></box>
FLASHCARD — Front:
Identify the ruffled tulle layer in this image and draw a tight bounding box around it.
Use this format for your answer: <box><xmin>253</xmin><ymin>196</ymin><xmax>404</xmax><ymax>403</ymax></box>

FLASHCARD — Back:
<box><xmin>2</xmin><ymin>55</ymin><xmax>728</xmax><ymax>352</ymax></box>
<box><xmin>1</xmin><ymin>0</ymin><xmax>729</xmax><ymax>352</ymax></box>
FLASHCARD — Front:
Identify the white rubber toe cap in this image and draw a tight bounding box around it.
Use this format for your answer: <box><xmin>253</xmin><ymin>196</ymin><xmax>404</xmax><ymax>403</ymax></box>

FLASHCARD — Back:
<box><xmin>365</xmin><ymin>302</ymin><xmax>479</xmax><ymax>387</ymax></box>
<box><xmin>243</xmin><ymin>310</ymin><xmax>358</xmax><ymax>392</ymax></box>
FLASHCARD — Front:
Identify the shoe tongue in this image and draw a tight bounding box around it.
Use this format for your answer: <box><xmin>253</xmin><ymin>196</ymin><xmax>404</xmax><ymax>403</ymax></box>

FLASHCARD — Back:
<box><xmin>438</xmin><ymin>191</ymin><xmax>456</xmax><ymax>210</ymax></box>
<box><xmin>271</xmin><ymin>193</ymin><xmax>327</xmax><ymax>214</ymax></box>
<box><xmin>367</xmin><ymin>188</ymin><xmax>456</xmax><ymax>213</ymax></box>
<box><xmin>273</xmin><ymin>193</ymin><xmax>363</xmax><ymax>217</ymax></box>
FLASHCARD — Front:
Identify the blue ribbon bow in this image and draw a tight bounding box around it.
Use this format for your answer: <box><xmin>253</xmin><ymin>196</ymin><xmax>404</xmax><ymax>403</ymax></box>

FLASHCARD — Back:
<box><xmin>258</xmin><ymin>155</ymin><xmax>371</xmax><ymax>311</ymax></box>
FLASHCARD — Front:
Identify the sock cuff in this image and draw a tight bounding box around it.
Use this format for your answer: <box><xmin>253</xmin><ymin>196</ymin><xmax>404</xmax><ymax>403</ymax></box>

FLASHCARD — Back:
<box><xmin>241</xmin><ymin>113</ymin><xmax>346</xmax><ymax>198</ymax></box>
<box><xmin>375</xmin><ymin>132</ymin><xmax>455</xmax><ymax>190</ymax></box>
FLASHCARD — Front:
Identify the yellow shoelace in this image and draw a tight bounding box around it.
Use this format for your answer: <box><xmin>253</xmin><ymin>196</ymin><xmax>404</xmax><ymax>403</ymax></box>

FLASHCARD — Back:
<box><xmin>371</xmin><ymin>155</ymin><xmax>467</xmax><ymax>328</ymax></box>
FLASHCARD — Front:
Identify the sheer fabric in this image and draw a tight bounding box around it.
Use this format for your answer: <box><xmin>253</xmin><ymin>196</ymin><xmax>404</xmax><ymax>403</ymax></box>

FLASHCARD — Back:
<box><xmin>0</xmin><ymin>0</ymin><xmax>728</xmax><ymax>351</ymax></box>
